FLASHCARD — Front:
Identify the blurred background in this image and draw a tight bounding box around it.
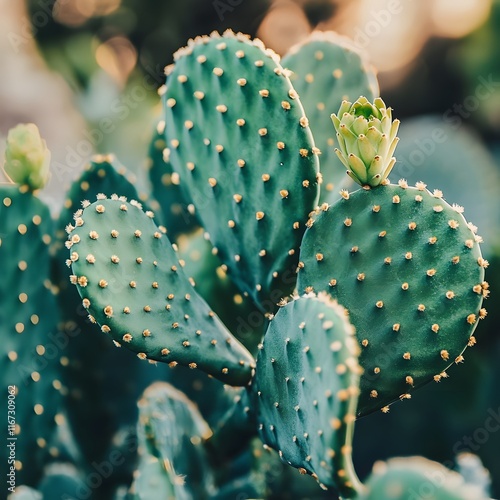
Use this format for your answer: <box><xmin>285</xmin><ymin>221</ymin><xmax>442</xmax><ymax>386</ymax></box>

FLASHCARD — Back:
<box><xmin>1</xmin><ymin>0</ymin><xmax>499</xmax><ymax>495</ymax></box>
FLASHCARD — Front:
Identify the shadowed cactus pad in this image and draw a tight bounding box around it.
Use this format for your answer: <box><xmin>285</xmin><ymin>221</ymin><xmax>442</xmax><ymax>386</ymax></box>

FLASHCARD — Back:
<box><xmin>68</xmin><ymin>196</ymin><xmax>255</xmax><ymax>386</ymax></box>
<box><xmin>164</xmin><ymin>30</ymin><xmax>320</xmax><ymax>311</ymax></box>
<box><xmin>254</xmin><ymin>293</ymin><xmax>363</xmax><ymax>497</ymax></box>
<box><xmin>133</xmin><ymin>382</ymin><xmax>215</xmax><ymax>499</ymax></box>
<box><xmin>283</xmin><ymin>31</ymin><xmax>379</xmax><ymax>198</ymax></box>
<box><xmin>177</xmin><ymin>229</ymin><xmax>265</xmax><ymax>354</ymax></box>
<box><xmin>298</xmin><ymin>182</ymin><xmax>487</xmax><ymax>416</ymax></box>
<box><xmin>358</xmin><ymin>456</ymin><xmax>491</xmax><ymax>500</ymax></box>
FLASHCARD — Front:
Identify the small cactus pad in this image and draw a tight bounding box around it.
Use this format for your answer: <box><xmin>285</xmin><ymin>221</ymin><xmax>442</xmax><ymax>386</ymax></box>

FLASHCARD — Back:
<box><xmin>68</xmin><ymin>197</ymin><xmax>255</xmax><ymax>386</ymax></box>
<box><xmin>135</xmin><ymin>382</ymin><xmax>215</xmax><ymax>499</ymax></box>
<box><xmin>358</xmin><ymin>456</ymin><xmax>490</xmax><ymax>500</ymax></box>
<box><xmin>254</xmin><ymin>293</ymin><xmax>363</xmax><ymax>496</ymax></box>
<box><xmin>297</xmin><ymin>182</ymin><xmax>487</xmax><ymax>416</ymax></box>
<box><xmin>148</xmin><ymin>119</ymin><xmax>200</xmax><ymax>240</ymax></box>
<box><xmin>164</xmin><ymin>30</ymin><xmax>320</xmax><ymax>311</ymax></box>
<box><xmin>282</xmin><ymin>32</ymin><xmax>379</xmax><ymax>198</ymax></box>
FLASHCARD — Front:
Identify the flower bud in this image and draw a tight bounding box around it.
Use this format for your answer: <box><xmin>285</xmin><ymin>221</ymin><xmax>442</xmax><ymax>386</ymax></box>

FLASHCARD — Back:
<box><xmin>331</xmin><ymin>97</ymin><xmax>399</xmax><ymax>187</ymax></box>
<box><xmin>4</xmin><ymin>123</ymin><xmax>50</xmax><ymax>190</ymax></box>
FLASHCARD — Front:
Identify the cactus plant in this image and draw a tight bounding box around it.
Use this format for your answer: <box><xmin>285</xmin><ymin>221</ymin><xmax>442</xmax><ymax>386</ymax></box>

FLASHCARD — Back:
<box><xmin>297</xmin><ymin>99</ymin><xmax>487</xmax><ymax>416</ymax></box>
<box><xmin>54</xmin><ymin>29</ymin><xmax>491</xmax><ymax>500</ymax></box>
<box><xmin>0</xmin><ymin>26</ymin><xmax>489</xmax><ymax>500</ymax></box>
<box><xmin>132</xmin><ymin>382</ymin><xmax>215</xmax><ymax>499</ymax></box>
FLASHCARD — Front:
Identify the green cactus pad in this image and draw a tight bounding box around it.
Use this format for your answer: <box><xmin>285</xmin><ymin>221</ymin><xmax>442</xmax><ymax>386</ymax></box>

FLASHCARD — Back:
<box><xmin>148</xmin><ymin>119</ymin><xmax>200</xmax><ymax>240</ymax></box>
<box><xmin>52</xmin><ymin>155</ymin><xmax>169</xmax><ymax>468</ymax></box>
<box><xmin>68</xmin><ymin>196</ymin><xmax>255</xmax><ymax>386</ymax></box>
<box><xmin>164</xmin><ymin>30</ymin><xmax>320</xmax><ymax>311</ymax></box>
<box><xmin>135</xmin><ymin>382</ymin><xmax>215</xmax><ymax>499</ymax></box>
<box><xmin>358</xmin><ymin>456</ymin><xmax>490</xmax><ymax>500</ymax></box>
<box><xmin>297</xmin><ymin>182</ymin><xmax>487</xmax><ymax>416</ymax></box>
<box><xmin>0</xmin><ymin>186</ymin><xmax>64</xmax><ymax>486</ymax></box>
<box><xmin>282</xmin><ymin>31</ymin><xmax>379</xmax><ymax>199</ymax></box>
<box><xmin>254</xmin><ymin>293</ymin><xmax>362</xmax><ymax>496</ymax></box>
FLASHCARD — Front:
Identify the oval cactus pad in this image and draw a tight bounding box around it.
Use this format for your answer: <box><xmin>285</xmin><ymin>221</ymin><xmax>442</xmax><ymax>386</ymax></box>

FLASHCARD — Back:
<box><xmin>164</xmin><ymin>30</ymin><xmax>320</xmax><ymax>311</ymax></box>
<box><xmin>254</xmin><ymin>293</ymin><xmax>362</xmax><ymax>495</ymax></box>
<box><xmin>297</xmin><ymin>182</ymin><xmax>487</xmax><ymax>416</ymax></box>
<box><xmin>68</xmin><ymin>196</ymin><xmax>255</xmax><ymax>386</ymax></box>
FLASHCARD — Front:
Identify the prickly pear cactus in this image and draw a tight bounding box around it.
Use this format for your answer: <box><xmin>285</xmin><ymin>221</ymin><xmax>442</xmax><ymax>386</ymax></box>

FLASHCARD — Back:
<box><xmin>68</xmin><ymin>196</ymin><xmax>254</xmax><ymax>385</ymax></box>
<box><xmin>282</xmin><ymin>32</ymin><xmax>379</xmax><ymax>198</ymax></box>
<box><xmin>163</xmin><ymin>30</ymin><xmax>320</xmax><ymax>311</ymax></box>
<box><xmin>147</xmin><ymin>119</ymin><xmax>200</xmax><ymax>240</ymax></box>
<box><xmin>254</xmin><ymin>293</ymin><xmax>363</xmax><ymax>497</ymax></box>
<box><xmin>298</xmin><ymin>181</ymin><xmax>487</xmax><ymax>416</ymax></box>
<box><xmin>133</xmin><ymin>382</ymin><xmax>215</xmax><ymax>499</ymax></box>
